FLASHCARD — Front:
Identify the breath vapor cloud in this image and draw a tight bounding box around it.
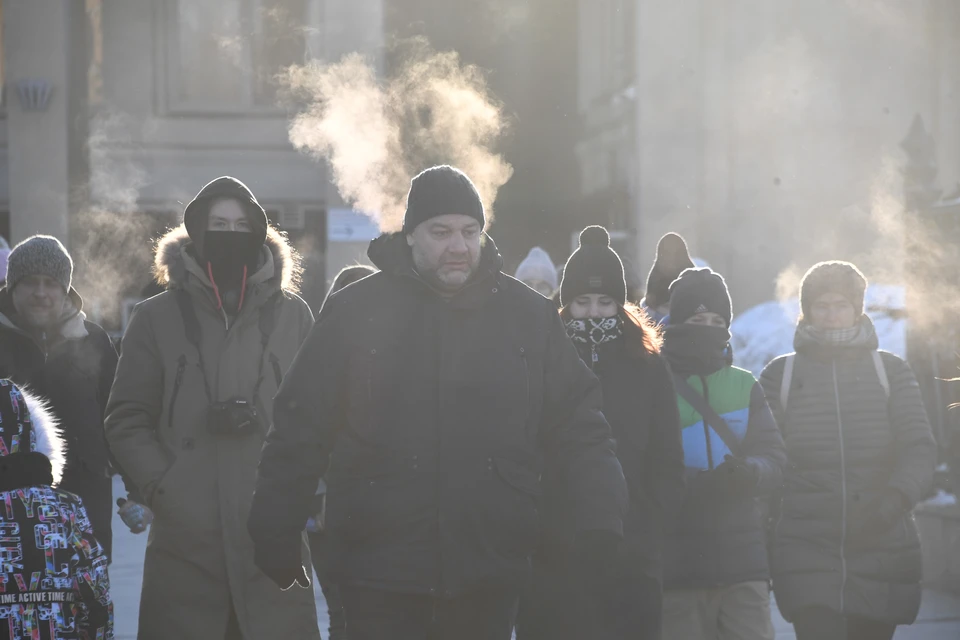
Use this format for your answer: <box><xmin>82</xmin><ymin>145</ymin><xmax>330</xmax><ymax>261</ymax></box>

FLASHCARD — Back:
<box><xmin>282</xmin><ymin>38</ymin><xmax>513</xmax><ymax>233</ymax></box>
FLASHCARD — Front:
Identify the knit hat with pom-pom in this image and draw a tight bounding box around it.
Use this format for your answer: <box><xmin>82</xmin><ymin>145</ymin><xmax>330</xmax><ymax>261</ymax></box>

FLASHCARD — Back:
<box><xmin>560</xmin><ymin>226</ymin><xmax>626</xmax><ymax>306</ymax></box>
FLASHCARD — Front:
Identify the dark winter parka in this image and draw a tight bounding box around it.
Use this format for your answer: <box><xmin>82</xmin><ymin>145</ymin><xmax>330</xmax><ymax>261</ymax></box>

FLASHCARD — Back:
<box><xmin>249</xmin><ymin>232</ymin><xmax>627</xmax><ymax>597</ymax></box>
<box><xmin>0</xmin><ymin>287</ymin><xmax>118</xmax><ymax>558</ymax></box>
<box><xmin>760</xmin><ymin>318</ymin><xmax>936</xmax><ymax>625</ymax></box>
<box><xmin>662</xmin><ymin>338</ymin><xmax>786</xmax><ymax>589</ymax></box>
<box><xmin>543</xmin><ymin>338</ymin><xmax>685</xmax><ymax>576</ymax></box>
<box><xmin>104</xmin><ymin>219</ymin><xmax>318</xmax><ymax>639</ymax></box>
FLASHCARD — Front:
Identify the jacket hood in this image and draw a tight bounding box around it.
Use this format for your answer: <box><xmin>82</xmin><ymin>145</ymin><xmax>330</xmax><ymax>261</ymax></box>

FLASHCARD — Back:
<box><xmin>0</xmin><ymin>286</ymin><xmax>88</xmax><ymax>341</ymax></box>
<box><xmin>367</xmin><ymin>231</ymin><xmax>503</xmax><ymax>278</ymax></box>
<box><xmin>183</xmin><ymin>177</ymin><xmax>267</xmax><ymax>230</ymax></box>
<box><xmin>153</xmin><ymin>224</ymin><xmax>302</xmax><ymax>294</ymax></box>
<box><xmin>0</xmin><ymin>385</ymin><xmax>67</xmax><ymax>486</ymax></box>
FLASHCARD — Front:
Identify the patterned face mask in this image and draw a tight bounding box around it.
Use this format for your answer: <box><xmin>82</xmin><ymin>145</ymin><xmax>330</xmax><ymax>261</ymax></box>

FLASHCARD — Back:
<box><xmin>565</xmin><ymin>316</ymin><xmax>623</xmax><ymax>363</ymax></box>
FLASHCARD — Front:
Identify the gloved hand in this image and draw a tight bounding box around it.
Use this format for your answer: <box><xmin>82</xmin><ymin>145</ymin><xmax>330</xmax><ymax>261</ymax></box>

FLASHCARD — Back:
<box><xmin>849</xmin><ymin>487</ymin><xmax>910</xmax><ymax>539</ymax></box>
<box><xmin>254</xmin><ymin>541</ymin><xmax>312</xmax><ymax>591</ymax></box>
<box><xmin>117</xmin><ymin>498</ymin><xmax>154</xmax><ymax>534</ymax></box>
<box><xmin>711</xmin><ymin>455</ymin><xmax>760</xmax><ymax>497</ymax></box>
<box><xmin>572</xmin><ymin>529</ymin><xmax>621</xmax><ymax>593</ymax></box>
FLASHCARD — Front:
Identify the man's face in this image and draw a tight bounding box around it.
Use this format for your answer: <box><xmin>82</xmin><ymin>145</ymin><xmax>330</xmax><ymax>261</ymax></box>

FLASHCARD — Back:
<box><xmin>11</xmin><ymin>275</ymin><xmax>68</xmax><ymax>330</ymax></box>
<box><xmin>407</xmin><ymin>215</ymin><xmax>482</xmax><ymax>294</ymax></box>
<box><xmin>208</xmin><ymin>198</ymin><xmax>252</xmax><ymax>232</ymax></box>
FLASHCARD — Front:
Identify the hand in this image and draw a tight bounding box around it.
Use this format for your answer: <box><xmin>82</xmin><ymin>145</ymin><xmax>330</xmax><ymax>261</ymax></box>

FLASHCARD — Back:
<box><xmin>712</xmin><ymin>455</ymin><xmax>760</xmax><ymax>496</ymax></box>
<box><xmin>849</xmin><ymin>488</ymin><xmax>910</xmax><ymax>539</ymax></box>
<box><xmin>254</xmin><ymin>543</ymin><xmax>312</xmax><ymax>591</ymax></box>
<box><xmin>117</xmin><ymin>498</ymin><xmax>154</xmax><ymax>534</ymax></box>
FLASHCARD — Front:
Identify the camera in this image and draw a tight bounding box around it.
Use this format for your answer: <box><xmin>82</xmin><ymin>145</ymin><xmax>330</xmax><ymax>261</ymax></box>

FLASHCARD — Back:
<box><xmin>207</xmin><ymin>398</ymin><xmax>261</xmax><ymax>436</ymax></box>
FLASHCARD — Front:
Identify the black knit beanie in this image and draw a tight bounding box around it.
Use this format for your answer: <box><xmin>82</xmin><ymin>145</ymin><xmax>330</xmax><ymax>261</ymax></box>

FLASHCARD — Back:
<box><xmin>403</xmin><ymin>165</ymin><xmax>485</xmax><ymax>233</ymax></box>
<box><xmin>799</xmin><ymin>261</ymin><xmax>867</xmax><ymax>319</ymax></box>
<box><xmin>645</xmin><ymin>233</ymin><xmax>695</xmax><ymax>309</ymax></box>
<box><xmin>668</xmin><ymin>268</ymin><xmax>733</xmax><ymax>326</ymax></box>
<box><xmin>560</xmin><ymin>226</ymin><xmax>627</xmax><ymax>306</ymax></box>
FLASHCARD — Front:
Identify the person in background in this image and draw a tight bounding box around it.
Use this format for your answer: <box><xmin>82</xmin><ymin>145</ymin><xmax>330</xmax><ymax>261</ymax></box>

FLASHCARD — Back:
<box><xmin>307</xmin><ymin>263</ymin><xmax>377</xmax><ymax>640</ymax></box>
<box><xmin>0</xmin><ymin>235</ymin><xmax>120</xmax><ymax>559</ymax></box>
<box><xmin>641</xmin><ymin>233</ymin><xmax>695</xmax><ymax>325</ymax></box>
<box><xmin>514</xmin><ymin>246</ymin><xmax>558</xmax><ymax>297</ymax></box>
<box><xmin>519</xmin><ymin>226</ymin><xmax>684</xmax><ymax>640</ymax></box>
<box><xmin>660</xmin><ymin>268</ymin><xmax>785</xmax><ymax>640</ymax></box>
<box><xmin>248</xmin><ymin>165</ymin><xmax>627</xmax><ymax>640</ymax></box>
<box><xmin>759</xmin><ymin>261</ymin><xmax>936</xmax><ymax>640</ymax></box>
<box><xmin>105</xmin><ymin>177</ymin><xmax>318</xmax><ymax>640</ymax></box>
<box><xmin>0</xmin><ymin>380</ymin><xmax>113</xmax><ymax>639</ymax></box>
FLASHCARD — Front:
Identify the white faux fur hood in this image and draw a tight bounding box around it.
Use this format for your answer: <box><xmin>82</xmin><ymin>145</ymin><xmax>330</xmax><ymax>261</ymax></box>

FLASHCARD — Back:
<box><xmin>14</xmin><ymin>388</ymin><xmax>66</xmax><ymax>486</ymax></box>
<box><xmin>153</xmin><ymin>225</ymin><xmax>302</xmax><ymax>294</ymax></box>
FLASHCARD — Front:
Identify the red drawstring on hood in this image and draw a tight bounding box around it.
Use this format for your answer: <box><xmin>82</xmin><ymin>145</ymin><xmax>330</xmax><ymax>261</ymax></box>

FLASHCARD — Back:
<box><xmin>206</xmin><ymin>262</ymin><xmax>248</xmax><ymax>312</ymax></box>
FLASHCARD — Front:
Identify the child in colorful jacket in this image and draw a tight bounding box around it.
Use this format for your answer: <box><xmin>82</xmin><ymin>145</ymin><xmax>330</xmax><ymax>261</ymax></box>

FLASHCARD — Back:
<box><xmin>659</xmin><ymin>269</ymin><xmax>785</xmax><ymax>640</ymax></box>
<box><xmin>0</xmin><ymin>380</ymin><xmax>112</xmax><ymax>640</ymax></box>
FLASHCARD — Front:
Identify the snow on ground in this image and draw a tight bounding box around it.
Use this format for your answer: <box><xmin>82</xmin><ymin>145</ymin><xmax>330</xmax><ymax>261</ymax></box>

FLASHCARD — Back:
<box><xmin>731</xmin><ymin>285</ymin><xmax>907</xmax><ymax>377</ymax></box>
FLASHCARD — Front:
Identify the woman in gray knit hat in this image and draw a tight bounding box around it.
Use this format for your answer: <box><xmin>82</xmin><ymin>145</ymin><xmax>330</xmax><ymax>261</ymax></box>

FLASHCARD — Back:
<box><xmin>759</xmin><ymin>261</ymin><xmax>937</xmax><ymax>640</ymax></box>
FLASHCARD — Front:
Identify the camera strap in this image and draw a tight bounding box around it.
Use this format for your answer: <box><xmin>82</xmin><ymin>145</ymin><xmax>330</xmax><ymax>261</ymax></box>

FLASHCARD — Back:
<box><xmin>176</xmin><ymin>288</ymin><xmax>283</xmax><ymax>404</ymax></box>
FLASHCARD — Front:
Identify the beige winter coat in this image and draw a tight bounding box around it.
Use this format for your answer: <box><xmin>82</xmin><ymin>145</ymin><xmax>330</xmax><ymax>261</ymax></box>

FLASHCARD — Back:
<box><xmin>105</xmin><ymin>226</ymin><xmax>318</xmax><ymax>639</ymax></box>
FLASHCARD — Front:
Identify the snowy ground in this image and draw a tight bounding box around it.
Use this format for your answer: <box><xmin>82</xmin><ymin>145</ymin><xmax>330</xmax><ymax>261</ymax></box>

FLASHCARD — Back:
<box><xmin>108</xmin><ymin>476</ymin><xmax>960</xmax><ymax>639</ymax></box>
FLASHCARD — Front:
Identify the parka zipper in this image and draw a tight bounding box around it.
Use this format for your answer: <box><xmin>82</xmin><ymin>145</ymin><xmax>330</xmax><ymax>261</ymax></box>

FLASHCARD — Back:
<box><xmin>832</xmin><ymin>360</ymin><xmax>848</xmax><ymax>613</ymax></box>
<box><xmin>168</xmin><ymin>355</ymin><xmax>187</xmax><ymax>429</ymax></box>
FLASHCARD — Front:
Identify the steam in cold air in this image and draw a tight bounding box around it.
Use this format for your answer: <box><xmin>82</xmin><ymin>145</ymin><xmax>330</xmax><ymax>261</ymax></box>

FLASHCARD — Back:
<box><xmin>72</xmin><ymin>111</ymin><xmax>158</xmax><ymax>323</ymax></box>
<box><xmin>283</xmin><ymin>39</ymin><xmax>513</xmax><ymax>232</ymax></box>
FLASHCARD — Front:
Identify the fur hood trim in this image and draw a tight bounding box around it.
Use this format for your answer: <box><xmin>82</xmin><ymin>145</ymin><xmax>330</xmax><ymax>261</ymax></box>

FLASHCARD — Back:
<box><xmin>153</xmin><ymin>224</ymin><xmax>302</xmax><ymax>294</ymax></box>
<box><xmin>18</xmin><ymin>388</ymin><xmax>66</xmax><ymax>485</ymax></box>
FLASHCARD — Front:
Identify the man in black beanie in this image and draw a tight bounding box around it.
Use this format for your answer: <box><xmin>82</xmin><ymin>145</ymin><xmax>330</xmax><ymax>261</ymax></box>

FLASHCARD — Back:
<box><xmin>250</xmin><ymin>165</ymin><xmax>627</xmax><ymax>640</ymax></box>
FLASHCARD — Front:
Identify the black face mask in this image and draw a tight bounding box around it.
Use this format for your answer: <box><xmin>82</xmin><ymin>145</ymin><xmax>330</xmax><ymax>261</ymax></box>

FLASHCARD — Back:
<box><xmin>202</xmin><ymin>231</ymin><xmax>264</xmax><ymax>301</ymax></box>
<box><xmin>661</xmin><ymin>324</ymin><xmax>732</xmax><ymax>377</ymax></box>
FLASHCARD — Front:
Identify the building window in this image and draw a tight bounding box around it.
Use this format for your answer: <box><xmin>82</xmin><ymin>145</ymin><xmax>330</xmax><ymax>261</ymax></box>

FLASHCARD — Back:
<box><xmin>162</xmin><ymin>0</ymin><xmax>320</xmax><ymax>114</ymax></box>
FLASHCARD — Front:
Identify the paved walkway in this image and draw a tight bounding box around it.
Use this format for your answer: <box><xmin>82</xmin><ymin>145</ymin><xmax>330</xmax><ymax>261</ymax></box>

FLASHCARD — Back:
<box><xmin>108</xmin><ymin>479</ymin><xmax>960</xmax><ymax>638</ymax></box>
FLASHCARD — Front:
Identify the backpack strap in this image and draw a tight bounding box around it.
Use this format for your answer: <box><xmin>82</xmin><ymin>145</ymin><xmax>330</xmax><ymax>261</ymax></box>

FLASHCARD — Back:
<box><xmin>871</xmin><ymin>351</ymin><xmax>890</xmax><ymax>400</ymax></box>
<box><xmin>672</xmin><ymin>373</ymin><xmax>743</xmax><ymax>459</ymax></box>
<box><xmin>780</xmin><ymin>353</ymin><xmax>796</xmax><ymax>412</ymax></box>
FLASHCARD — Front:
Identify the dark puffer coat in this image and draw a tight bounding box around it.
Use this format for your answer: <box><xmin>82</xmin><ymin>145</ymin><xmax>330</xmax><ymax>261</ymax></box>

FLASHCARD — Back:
<box><xmin>0</xmin><ymin>287</ymin><xmax>118</xmax><ymax>558</ymax></box>
<box><xmin>249</xmin><ymin>233</ymin><xmax>627</xmax><ymax>597</ymax></box>
<box><xmin>759</xmin><ymin>319</ymin><xmax>936</xmax><ymax>625</ymax></box>
<box><xmin>541</xmin><ymin>339</ymin><xmax>685</xmax><ymax>575</ymax></box>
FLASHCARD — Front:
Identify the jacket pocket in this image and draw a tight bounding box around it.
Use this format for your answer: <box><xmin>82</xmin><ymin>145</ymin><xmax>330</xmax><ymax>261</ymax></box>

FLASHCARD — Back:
<box><xmin>485</xmin><ymin>457</ymin><xmax>541</xmax><ymax>556</ymax></box>
<box><xmin>167</xmin><ymin>355</ymin><xmax>187</xmax><ymax>430</ymax></box>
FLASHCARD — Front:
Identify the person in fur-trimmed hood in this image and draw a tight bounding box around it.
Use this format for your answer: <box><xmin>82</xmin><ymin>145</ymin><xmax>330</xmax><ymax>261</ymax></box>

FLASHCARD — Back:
<box><xmin>104</xmin><ymin>177</ymin><xmax>318</xmax><ymax>640</ymax></box>
<box><xmin>0</xmin><ymin>380</ymin><xmax>113</xmax><ymax>640</ymax></box>
<box><xmin>0</xmin><ymin>235</ymin><xmax>119</xmax><ymax>559</ymax></box>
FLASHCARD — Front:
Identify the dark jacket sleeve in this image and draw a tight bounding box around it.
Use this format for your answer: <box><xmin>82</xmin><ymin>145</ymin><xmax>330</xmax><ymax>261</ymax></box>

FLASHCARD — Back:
<box><xmin>71</xmin><ymin>498</ymin><xmax>113</xmax><ymax>637</ymax></box>
<box><xmin>742</xmin><ymin>381</ymin><xmax>786</xmax><ymax>494</ymax></box>
<box><xmin>537</xmin><ymin>303</ymin><xmax>627</xmax><ymax>536</ymax></box>
<box><xmin>645</xmin><ymin>357</ymin><xmax>686</xmax><ymax>524</ymax></box>
<box><xmin>104</xmin><ymin>305</ymin><xmax>171</xmax><ymax>506</ymax></box>
<box><xmin>882</xmin><ymin>353</ymin><xmax>937</xmax><ymax>505</ymax></box>
<box><xmin>759</xmin><ymin>356</ymin><xmax>788</xmax><ymax>431</ymax></box>
<box><xmin>248</xmin><ymin>294</ymin><xmax>346</xmax><ymax>553</ymax></box>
